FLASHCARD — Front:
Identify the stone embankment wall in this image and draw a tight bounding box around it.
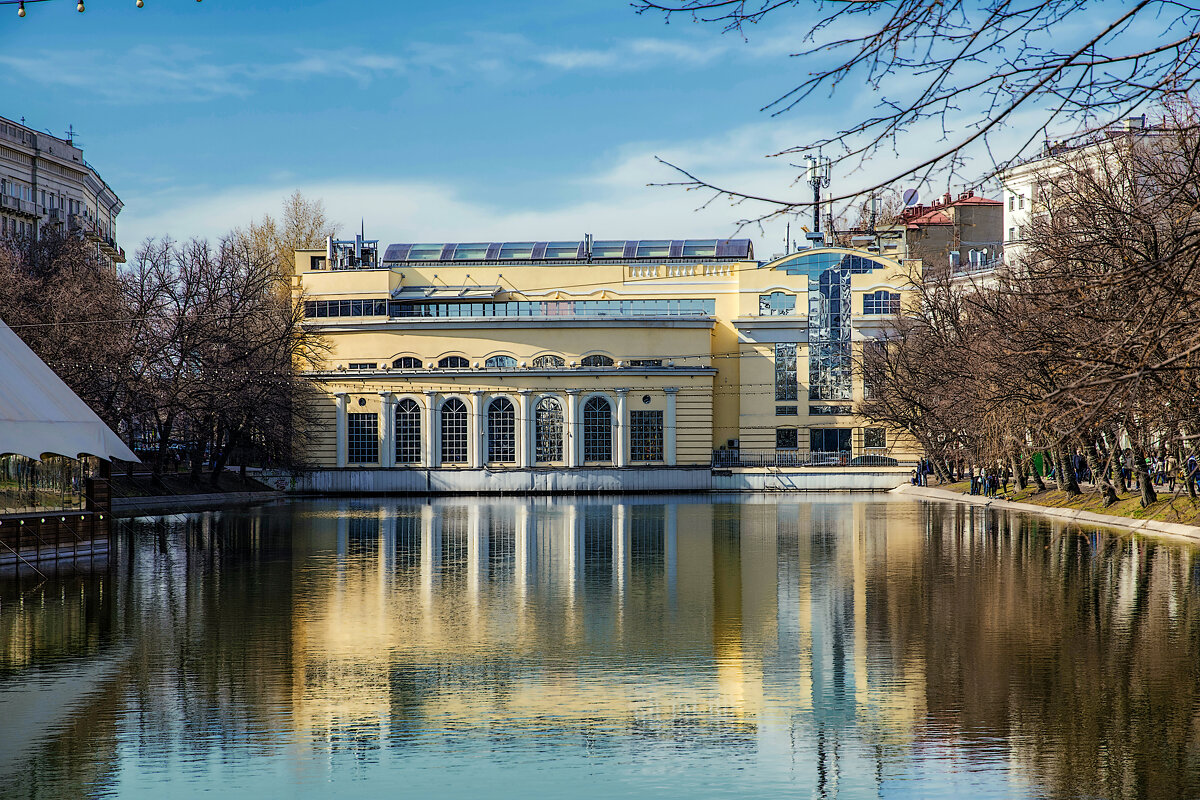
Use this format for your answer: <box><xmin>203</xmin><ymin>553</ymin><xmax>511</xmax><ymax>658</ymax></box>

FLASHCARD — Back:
<box><xmin>265</xmin><ymin>467</ymin><xmax>912</xmax><ymax>495</ymax></box>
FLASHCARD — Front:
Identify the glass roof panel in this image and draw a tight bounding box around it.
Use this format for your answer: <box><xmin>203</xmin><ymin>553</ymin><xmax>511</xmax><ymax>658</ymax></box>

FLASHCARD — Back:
<box><xmin>382</xmin><ymin>238</ymin><xmax>751</xmax><ymax>262</ymax></box>
<box><xmin>591</xmin><ymin>241</ymin><xmax>626</xmax><ymax>257</ymax></box>
<box><xmin>451</xmin><ymin>244</ymin><xmax>490</xmax><ymax>260</ymax></box>
<box><xmin>498</xmin><ymin>243</ymin><xmax>536</xmax><ymax>259</ymax></box>
<box><xmin>406</xmin><ymin>244</ymin><xmax>444</xmax><ymax>260</ymax></box>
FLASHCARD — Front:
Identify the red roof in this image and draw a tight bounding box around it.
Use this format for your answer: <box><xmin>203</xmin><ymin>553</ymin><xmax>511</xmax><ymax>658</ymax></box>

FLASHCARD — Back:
<box><xmin>900</xmin><ymin>190</ymin><xmax>1000</xmax><ymax>228</ymax></box>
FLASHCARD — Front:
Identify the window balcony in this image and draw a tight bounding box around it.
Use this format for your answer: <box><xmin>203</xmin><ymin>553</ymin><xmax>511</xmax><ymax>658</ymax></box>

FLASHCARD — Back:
<box><xmin>0</xmin><ymin>194</ymin><xmax>37</xmax><ymax>218</ymax></box>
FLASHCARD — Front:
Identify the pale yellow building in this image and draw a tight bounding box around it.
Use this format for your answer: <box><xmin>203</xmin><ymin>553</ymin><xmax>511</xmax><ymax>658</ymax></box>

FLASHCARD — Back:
<box><xmin>289</xmin><ymin>237</ymin><xmax>916</xmax><ymax>491</ymax></box>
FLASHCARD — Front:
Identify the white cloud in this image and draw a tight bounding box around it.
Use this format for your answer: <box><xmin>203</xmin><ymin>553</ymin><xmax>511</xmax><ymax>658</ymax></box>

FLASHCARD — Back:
<box><xmin>118</xmin><ymin>120</ymin><xmax>822</xmax><ymax>254</ymax></box>
<box><xmin>535</xmin><ymin>36</ymin><xmax>726</xmax><ymax>71</ymax></box>
<box><xmin>117</xmin><ymin>108</ymin><xmax>1036</xmax><ymax>262</ymax></box>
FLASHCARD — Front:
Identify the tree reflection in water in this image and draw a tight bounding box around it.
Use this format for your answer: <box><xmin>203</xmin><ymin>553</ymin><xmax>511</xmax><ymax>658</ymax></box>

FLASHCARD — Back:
<box><xmin>0</xmin><ymin>496</ymin><xmax>1197</xmax><ymax>800</ymax></box>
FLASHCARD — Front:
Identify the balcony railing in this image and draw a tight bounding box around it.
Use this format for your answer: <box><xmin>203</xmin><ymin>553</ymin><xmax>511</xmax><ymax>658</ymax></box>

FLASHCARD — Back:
<box><xmin>0</xmin><ymin>194</ymin><xmax>37</xmax><ymax>217</ymax></box>
<box><xmin>711</xmin><ymin>449</ymin><xmax>905</xmax><ymax>468</ymax></box>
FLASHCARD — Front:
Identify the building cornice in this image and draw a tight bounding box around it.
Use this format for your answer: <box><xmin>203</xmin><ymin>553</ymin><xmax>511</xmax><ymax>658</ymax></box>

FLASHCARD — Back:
<box><xmin>305</xmin><ymin>317</ymin><xmax>717</xmax><ymax>331</ymax></box>
<box><xmin>304</xmin><ymin>367</ymin><xmax>718</xmax><ymax>380</ymax></box>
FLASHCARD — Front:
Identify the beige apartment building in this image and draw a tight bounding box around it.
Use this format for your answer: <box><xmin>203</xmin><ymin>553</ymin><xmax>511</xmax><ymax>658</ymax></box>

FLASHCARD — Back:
<box><xmin>288</xmin><ymin>236</ymin><xmax>917</xmax><ymax>492</ymax></box>
<box><xmin>0</xmin><ymin>115</ymin><xmax>124</xmax><ymax>265</ymax></box>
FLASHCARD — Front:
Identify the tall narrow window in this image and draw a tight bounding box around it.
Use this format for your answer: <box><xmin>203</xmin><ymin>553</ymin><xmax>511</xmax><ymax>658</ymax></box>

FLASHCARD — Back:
<box><xmin>582</xmin><ymin>396</ymin><xmax>613</xmax><ymax>462</ymax></box>
<box><xmin>347</xmin><ymin>412</ymin><xmax>379</xmax><ymax>464</ymax></box>
<box><xmin>775</xmin><ymin>343</ymin><xmax>798</xmax><ymax>401</ymax></box>
<box><xmin>395</xmin><ymin>399</ymin><xmax>422</xmax><ymax>464</ymax></box>
<box><xmin>487</xmin><ymin>397</ymin><xmax>516</xmax><ymax>463</ymax></box>
<box><xmin>535</xmin><ymin>397</ymin><xmax>564</xmax><ymax>462</ymax></box>
<box><xmin>440</xmin><ymin>398</ymin><xmax>468</xmax><ymax>464</ymax></box>
<box><xmin>629</xmin><ymin>410</ymin><xmax>663</xmax><ymax>462</ymax></box>
<box><xmin>862</xmin><ymin>340</ymin><xmax>887</xmax><ymax>399</ymax></box>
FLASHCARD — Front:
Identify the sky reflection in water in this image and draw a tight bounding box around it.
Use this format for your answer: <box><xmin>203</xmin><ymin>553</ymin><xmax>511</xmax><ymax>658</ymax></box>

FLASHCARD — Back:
<box><xmin>0</xmin><ymin>495</ymin><xmax>1197</xmax><ymax>799</ymax></box>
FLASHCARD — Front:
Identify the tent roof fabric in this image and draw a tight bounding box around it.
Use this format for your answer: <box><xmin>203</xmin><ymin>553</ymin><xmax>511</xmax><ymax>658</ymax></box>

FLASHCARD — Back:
<box><xmin>0</xmin><ymin>318</ymin><xmax>138</xmax><ymax>462</ymax></box>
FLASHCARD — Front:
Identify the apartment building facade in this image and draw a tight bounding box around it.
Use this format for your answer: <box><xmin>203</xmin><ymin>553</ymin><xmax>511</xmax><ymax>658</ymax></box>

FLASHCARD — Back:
<box><xmin>0</xmin><ymin>115</ymin><xmax>124</xmax><ymax>265</ymax></box>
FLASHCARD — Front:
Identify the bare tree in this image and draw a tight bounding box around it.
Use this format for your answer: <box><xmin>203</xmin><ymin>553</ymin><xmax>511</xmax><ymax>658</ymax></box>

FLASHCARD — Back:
<box><xmin>634</xmin><ymin>1</ymin><xmax>1200</xmax><ymax>224</ymax></box>
<box><xmin>860</xmin><ymin>105</ymin><xmax>1200</xmax><ymax>506</ymax></box>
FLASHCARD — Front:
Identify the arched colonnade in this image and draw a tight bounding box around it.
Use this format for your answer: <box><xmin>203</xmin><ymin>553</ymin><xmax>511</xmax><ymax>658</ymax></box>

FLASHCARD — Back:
<box><xmin>333</xmin><ymin>388</ymin><xmax>679</xmax><ymax>469</ymax></box>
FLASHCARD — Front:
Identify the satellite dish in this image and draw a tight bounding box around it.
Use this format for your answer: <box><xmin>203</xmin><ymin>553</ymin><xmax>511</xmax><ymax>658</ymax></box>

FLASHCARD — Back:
<box><xmin>902</xmin><ymin>188</ymin><xmax>920</xmax><ymax>206</ymax></box>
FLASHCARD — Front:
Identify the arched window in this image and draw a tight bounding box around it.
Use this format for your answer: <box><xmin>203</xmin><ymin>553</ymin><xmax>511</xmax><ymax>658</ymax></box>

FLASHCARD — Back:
<box><xmin>531</xmin><ymin>354</ymin><xmax>565</xmax><ymax>368</ymax></box>
<box><xmin>438</xmin><ymin>355</ymin><xmax>469</xmax><ymax>369</ymax></box>
<box><xmin>582</xmin><ymin>396</ymin><xmax>613</xmax><ymax>462</ymax></box>
<box><xmin>485</xmin><ymin>355</ymin><xmax>518</xmax><ymax>369</ymax></box>
<box><xmin>395</xmin><ymin>398</ymin><xmax>421</xmax><ymax>464</ymax></box>
<box><xmin>580</xmin><ymin>354</ymin><xmax>614</xmax><ymax>367</ymax></box>
<box><xmin>393</xmin><ymin>356</ymin><xmax>422</xmax><ymax>369</ymax></box>
<box><xmin>535</xmin><ymin>397</ymin><xmax>563</xmax><ymax>462</ymax></box>
<box><xmin>487</xmin><ymin>397</ymin><xmax>516</xmax><ymax>463</ymax></box>
<box><xmin>440</xmin><ymin>398</ymin><xmax>468</xmax><ymax>464</ymax></box>
<box><xmin>758</xmin><ymin>291</ymin><xmax>795</xmax><ymax>316</ymax></box>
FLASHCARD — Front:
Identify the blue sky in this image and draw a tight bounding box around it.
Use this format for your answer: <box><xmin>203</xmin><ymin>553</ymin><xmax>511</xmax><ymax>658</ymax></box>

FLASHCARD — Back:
<box><xmin>0</xmin><ymin>0</ymin><xmax>841</xmax><ymax>254</ymax></box>
<box><xmin>0</xmin><ymin>0</ymin><xmax>1148</xmax><ymax>255</ymax></box>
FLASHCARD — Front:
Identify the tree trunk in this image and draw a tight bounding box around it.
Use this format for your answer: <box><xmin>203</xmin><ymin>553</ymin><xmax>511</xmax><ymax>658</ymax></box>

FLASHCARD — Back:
<box><xmin>1132</xmin><ymin>443</ymin><xmax>1158</xmax><ymax>506</ymax></box>
<box><xmin>1057</xmin><ymin>443</ymin><xmax>1082</xmax><ymax>496</ymax></box>
<box><xmin>1031</xmin><ymin>459</ymin><xmax>1046</xmax><ymax>491</ymax></box>
<box><xmin>1083</xmin><ymin>436</ymin><xmax>1119</xmax><ymax>505</ymax></box>
<box><xmin>1049</xmin><ymin>447</ymin><xmax>1067</xmax><ymax>492</ymax></box>
<box><xmin>210</xmin><ymin>422</ymin><xmax>237</xmax><ymax>485</ymax></box>
<box><xmin>152</xmin><ymin>410</ymin><xmax>176</xmax><ymax>478</ymax></box>
<box><xmin>1081</xmin><ymin>436</ymin><xmax>1102</xmax><ymax>492</ymax></box>
<box><xmin>1010</xmin><ymin>451</ymin><xmax>1027</xmax><ymax>491</ymax></box>
<box><xmin>1111</xmin><ymin>450</ymin><xmax>1129</xmax><ymax>494</ymax></box>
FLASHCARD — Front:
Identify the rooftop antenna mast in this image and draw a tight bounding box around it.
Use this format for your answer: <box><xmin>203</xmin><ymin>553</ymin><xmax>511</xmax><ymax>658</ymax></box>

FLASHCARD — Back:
<box><xmin>802</xmin><ymin>151</ymin><xmax>831</xmax><ymax>240</ymax></box>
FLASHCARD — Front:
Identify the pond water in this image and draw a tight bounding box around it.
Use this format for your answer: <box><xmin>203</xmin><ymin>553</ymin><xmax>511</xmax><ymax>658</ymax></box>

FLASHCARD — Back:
<box><xmin>1</xmin><ymin>495</ymin><xmax>1198</xmax><ymax>799</ymax></box>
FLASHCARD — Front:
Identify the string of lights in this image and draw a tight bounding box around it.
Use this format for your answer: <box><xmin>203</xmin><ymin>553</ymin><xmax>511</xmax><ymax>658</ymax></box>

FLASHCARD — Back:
<box><xmin>1</xmin><ymin>0</ymin><xmax>200</xmax><ymax>17</ymax></box>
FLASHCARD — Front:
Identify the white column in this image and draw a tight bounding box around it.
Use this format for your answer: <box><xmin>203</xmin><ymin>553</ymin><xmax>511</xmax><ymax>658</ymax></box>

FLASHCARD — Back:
<box><xmin>615</xmin><ymin>388</ymin><xmax>629</xmax><ymax>468</ymax></box>
<box><xmin>467</xmin><ymin>503</ymin><xmax>487</xmax><ymax>602</ymax></box>
<box><xmin>334</xmin><ymin>392</ymin><xmax>348</xmax><ymax>468</ymax></box>
<box><xmin>518</xmin><ymin>390</ymin><xmax>533</xmax><ymax>468</ymax></box>
<box><xmin>613</xmin><ymin>502</ymin><xmax>629</xmax><ymax>602</ymax></box>
<box><xmin>380</xmin><ymin>506</ymin><xmax>396</xmax><ymax>582</ymax></box>
<box><xmin>664</xmin><ymin>387</ymin><xmax>679</xmax><ymax>466</ymax></box>
<box><xmin>423</xmin><ymin>390</ymin><xmax>438</xmax><ymax>467</ymax></box>
<box><xmin>470</xmin><ymin>390</ymin><xmax>485</xmax><ymax>469</ymax></box>
<box><xmin>421</xmin><ymin>505</ymin><xmax>439</xmax><ymax>602</ymax></box>
<box><xmin>665</xmin><ymin>503</ymin><xmax>677</xmax><ymax>599</ymax></box>
<box><xmin>515</xmin><ymin>503</ymin><xmax>534</xmax><ymax>595</ymax></box>
<box><xmin>378</xmin><ymin>391</ymin><xmax>395</xmax><ymax>468</ymax></box>
<box><xmin>565</xmin><ymin>389</ymin><xmax>580</xmax><ymax>468</ymax></box>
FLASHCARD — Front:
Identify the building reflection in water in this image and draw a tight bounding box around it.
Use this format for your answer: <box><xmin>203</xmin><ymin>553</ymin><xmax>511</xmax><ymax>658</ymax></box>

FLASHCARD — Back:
<box><xmin>2</xmin><ymin>496</ymin><xmax>1200</xmax><ymax>799</ymax></box>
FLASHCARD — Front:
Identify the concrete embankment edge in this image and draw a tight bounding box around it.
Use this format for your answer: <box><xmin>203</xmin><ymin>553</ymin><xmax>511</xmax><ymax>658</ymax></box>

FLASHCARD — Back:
<box><xmin>112</xmin><ymin>491</ymin><xmax>283</xmax><ymax>516</ymax></box>
<box><xmin>265</xmin><ymin>467</ymin><xmax>913</xmax><ymax>495</ymax></box>
<box><xmin>892</xmin><ymin>483</ymin><xmax>1200</xmax><ymax>542</ymax></box>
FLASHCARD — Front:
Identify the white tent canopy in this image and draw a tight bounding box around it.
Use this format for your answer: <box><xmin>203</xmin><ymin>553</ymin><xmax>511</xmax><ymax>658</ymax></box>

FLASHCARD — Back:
<box><xmin>0</xmin><ymin>317</ymin><xmax>138</xmax><ymax>462</ymax></box>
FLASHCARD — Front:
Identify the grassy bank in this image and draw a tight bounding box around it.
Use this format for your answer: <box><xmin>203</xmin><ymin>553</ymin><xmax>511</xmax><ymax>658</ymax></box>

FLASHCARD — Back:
<box><xmin>942</xmin><ymin>480</ymin><xmax>1200</xmax><ymax>527</ymax></box>
<box><xmin>111</xmin><ymin>471</ymin><xmax>275</xmax><ymax>499</ymax></box>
